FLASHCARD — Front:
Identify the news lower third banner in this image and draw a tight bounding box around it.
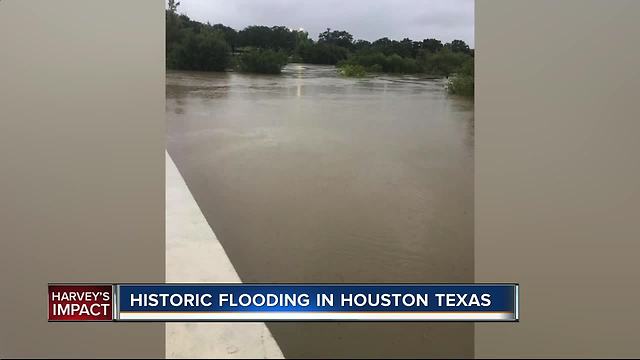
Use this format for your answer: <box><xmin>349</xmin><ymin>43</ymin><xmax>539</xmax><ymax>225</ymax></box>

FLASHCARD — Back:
<box><xmin>48</xmin><ymin>283</ymin><xmax>519</xmax><ymax>322</ymax></box>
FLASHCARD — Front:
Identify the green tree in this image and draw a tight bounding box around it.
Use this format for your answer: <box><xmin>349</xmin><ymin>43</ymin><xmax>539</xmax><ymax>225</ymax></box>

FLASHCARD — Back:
<box><xmin>299</xmin><ymin>42</ymin><xmax>349</xmax><ymax>65</ymax></box>
<box><xmin>318</xmin><ymin>28</ymin><xmax>354</xmax><ymax>49</ymax></box>
<box><xmin>238</xmin><ymin>26</ymin><xmax>271</xmax><ymax>48</ymax></box>
<box><xmin>167</xmin><ymin>0</ymin><xmax>180</xmax><ymax>14</ymax></box>
<box><xmin>371</xmin><ymin>37</ymin><xmax>394</xmax><ymax>55</ymax></box>
<box><xmin>353</xmin><ymin>39</ymin><xmax>371</xmax><ymax>51</ymax></box>
<box><xmin>421</xmin><ymin>38</ymin><xmax>443</xmax><ymax>53</ymax></box>
<box><xmin>237</xmin><ymin>26</ymin><xmax>297</xmax><ymax>52</ymax></box>
<box><xmin>270</xmin><ymin>26</ymin><xmax>297</xmax><ymax>51</ymax></box>
<box><xmin>211</xmin><ymin>23</ymin><xmax>238</xmax><ymax>50</ymax></box>
<box><xmin>398</xmin><ymin>38</ymin><xmax>414</xmax><ymax>57</ymax></box>
<box><xmin>445</xmin><ymin>40</ymin><xmax>471</xmax><ymax>55</ymax></box>
<box><xmin>166</xmin><ymin>1</ymin><xmax>183</xmax><ymax>59</ymax></box>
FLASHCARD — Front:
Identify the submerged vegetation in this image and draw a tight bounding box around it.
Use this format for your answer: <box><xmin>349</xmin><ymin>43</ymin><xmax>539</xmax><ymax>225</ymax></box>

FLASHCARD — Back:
<box><xmin>338</xmin><ymin>52</ymin><xmax>420</xmax><ymax>74</ymax></box>
<box><xmin>338</xmin><ymin>64</ymin><xmax>367</xmax><ymax>78</ymax></box>
<box><xmin>166</xmin><ymin>0</ymin><xmax>474</xmax><ymax>96</ymax></box>
<box><xmin>447</xmin><ymin>57</ymin><xmax>474</xmax><ymax>96</ymax></box>
<box><xmin>167</xmin><ymin>30</ymin><xmax>231</xmax><ymax>71</ymax></box>
<box><xmin>237</xmin><ymin>49</ymin><xmax>288</xmax><ymax>74</ymax></box>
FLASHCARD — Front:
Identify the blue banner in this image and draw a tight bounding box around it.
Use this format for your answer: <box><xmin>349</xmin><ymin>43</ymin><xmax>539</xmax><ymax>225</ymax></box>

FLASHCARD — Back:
<box><xmin>116</xmin><ymin>283</ymin><xmax>518</xmax><ymax>321</ymax></box>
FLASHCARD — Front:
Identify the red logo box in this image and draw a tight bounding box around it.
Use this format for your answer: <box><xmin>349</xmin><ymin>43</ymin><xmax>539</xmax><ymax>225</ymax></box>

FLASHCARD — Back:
<box><xmin>48</xmin><ymin>284</ymin><xmax>113</xmax><ymax>321</ymax></box>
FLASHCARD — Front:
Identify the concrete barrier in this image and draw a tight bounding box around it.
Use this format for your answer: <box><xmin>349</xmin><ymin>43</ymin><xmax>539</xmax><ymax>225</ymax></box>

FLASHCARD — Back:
<box><xmin>166</xmin><ymin>152</ymin><xmax>284</xmax><ymax>358</ymax></box>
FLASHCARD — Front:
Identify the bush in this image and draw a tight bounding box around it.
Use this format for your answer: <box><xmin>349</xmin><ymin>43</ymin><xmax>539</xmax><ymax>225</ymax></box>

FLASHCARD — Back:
<box><xmin>447</xmin><ymin>56</ymin><xmax>474</xmax><ymax>96</ymax></box>
<box><xmin>447</xmin><ymin>74</ymin><xmax>474</xmax><ymax>96</ymax></box>
<box><xmin>418</xmin><ymin>49</ymin><xmax>470</xmax><ymax>76</ymax></box>
<box><xmin>344</xmin><ymin>51</ymin><xmax>387</xmax><ymax>69</ymax></box>
<box><xmin>237</xmin><ymin>49</ymin><xmax>288</xmax><ymax>74</ymax></box>
<box><xmin>339</xmin><ymin>64</ymin><xmax>367</xmax><ymax>77</ymax></box>
<box><xmin>386</xmin><ymin>54</ymin><xmax>420</xmax><ymax>73</ymax></box>
<box><xmin>458</xmin><ymin>57</ymin><xmax>474</xmax><ymax>76</ymax></box>
<box><xmin>339</xmin><ymin>51</ymin><xmax>421</xmax><ymax>74</ymax></box>
<box><xmin>168</xmin><ymin>30</ymin><xmax>231</xmax><ymax>71</ymax></box>
<box><xmin>368</xmin><ymin>64</ymin><xmax>383</xmax><ymax>73</ymax></box>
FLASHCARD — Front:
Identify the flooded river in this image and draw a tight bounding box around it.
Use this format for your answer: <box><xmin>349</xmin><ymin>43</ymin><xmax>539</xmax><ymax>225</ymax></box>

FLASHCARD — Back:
<box><xmin>167</xmin><ymin>64</ymin><xmax>474</xmax><ymax>358</ymax></box>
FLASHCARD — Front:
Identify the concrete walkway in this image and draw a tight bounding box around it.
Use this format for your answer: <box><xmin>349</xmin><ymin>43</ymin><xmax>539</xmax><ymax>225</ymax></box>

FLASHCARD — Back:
<box><xmin>165</xmin><ymin>152</ymin><xmax>284</xmax><ymax>359</ymax></box>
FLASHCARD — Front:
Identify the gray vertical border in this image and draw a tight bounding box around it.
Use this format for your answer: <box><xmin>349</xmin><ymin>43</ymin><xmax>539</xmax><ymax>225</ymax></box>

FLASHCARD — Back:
<box><xmin>0</xmin><ymin>0</ymin><xmax>165</xmax><ymax>357</ymax></box>
<box><xmin>476</xmin><ymin>0</ymin><xmax>640</xmax><ymax>357</ymax></box>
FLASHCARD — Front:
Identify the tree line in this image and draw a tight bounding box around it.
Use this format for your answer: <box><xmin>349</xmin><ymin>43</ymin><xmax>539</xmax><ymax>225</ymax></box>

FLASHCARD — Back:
<box><xmin>166</xmin><ymin>1</ymin><xmax>473</xmax><ymax>96</ymax></box>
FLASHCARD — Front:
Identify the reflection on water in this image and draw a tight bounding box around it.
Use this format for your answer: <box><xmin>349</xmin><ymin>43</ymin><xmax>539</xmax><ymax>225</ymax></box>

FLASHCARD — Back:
<box><xmin>167</xmin><ymin>64</ymin><xmax>474</xmax><ymax>358</ymax></box>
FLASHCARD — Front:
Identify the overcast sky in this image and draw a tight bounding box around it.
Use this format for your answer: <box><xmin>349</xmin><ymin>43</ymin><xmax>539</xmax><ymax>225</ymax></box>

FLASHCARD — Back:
<box><xmin>173</xmin><ymin>0</ymin><xmax>474</xmax><ymax>47</ymax></box>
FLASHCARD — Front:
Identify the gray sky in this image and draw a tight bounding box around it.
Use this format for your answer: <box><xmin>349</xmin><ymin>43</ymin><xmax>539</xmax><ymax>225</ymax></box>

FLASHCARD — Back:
<box><xmin>173</xmin><ymin>0</ymin><xmax>474</xmax><ymax>47</ymax></box>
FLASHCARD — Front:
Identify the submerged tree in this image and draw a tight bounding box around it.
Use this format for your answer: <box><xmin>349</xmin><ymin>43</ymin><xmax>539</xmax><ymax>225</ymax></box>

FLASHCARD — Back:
<box><xmin>170</xmin><ymin>30</ymin><xmax>231</xmax><ymax>71</ymax></box>
<box><xmin>237</xmin><ymin>49</ymin><xmax>288</xmax><ymax>74</ymax></box>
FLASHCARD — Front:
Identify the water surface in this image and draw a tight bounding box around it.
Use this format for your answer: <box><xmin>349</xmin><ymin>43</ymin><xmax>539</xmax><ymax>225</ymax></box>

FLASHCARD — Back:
<box><xmin>167</xmin><ymin>64</ymin><xmax>474</xmax><ymax>358</ymax></box>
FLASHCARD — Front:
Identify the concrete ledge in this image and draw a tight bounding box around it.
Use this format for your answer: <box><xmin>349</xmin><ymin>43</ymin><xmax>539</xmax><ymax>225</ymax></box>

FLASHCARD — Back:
<box><xmin>166</xmin><ymin>152</ymin><xmax>284</xmax><ymax>359</ymax></box>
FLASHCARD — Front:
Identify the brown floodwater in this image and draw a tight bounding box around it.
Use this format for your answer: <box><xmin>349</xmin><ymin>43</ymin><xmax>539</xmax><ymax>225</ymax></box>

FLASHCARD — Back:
<box><xmin>166</xmin><ymin>64</ymin><xmax>474</xmax><ymax>358</ymax></box>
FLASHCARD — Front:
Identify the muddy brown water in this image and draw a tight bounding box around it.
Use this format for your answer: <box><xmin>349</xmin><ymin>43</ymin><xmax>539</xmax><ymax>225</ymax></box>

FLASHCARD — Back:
<box><xmin>167</xmin><ymin>64</ymin><xmax>474</xmax><ymax>358</ymax></box>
